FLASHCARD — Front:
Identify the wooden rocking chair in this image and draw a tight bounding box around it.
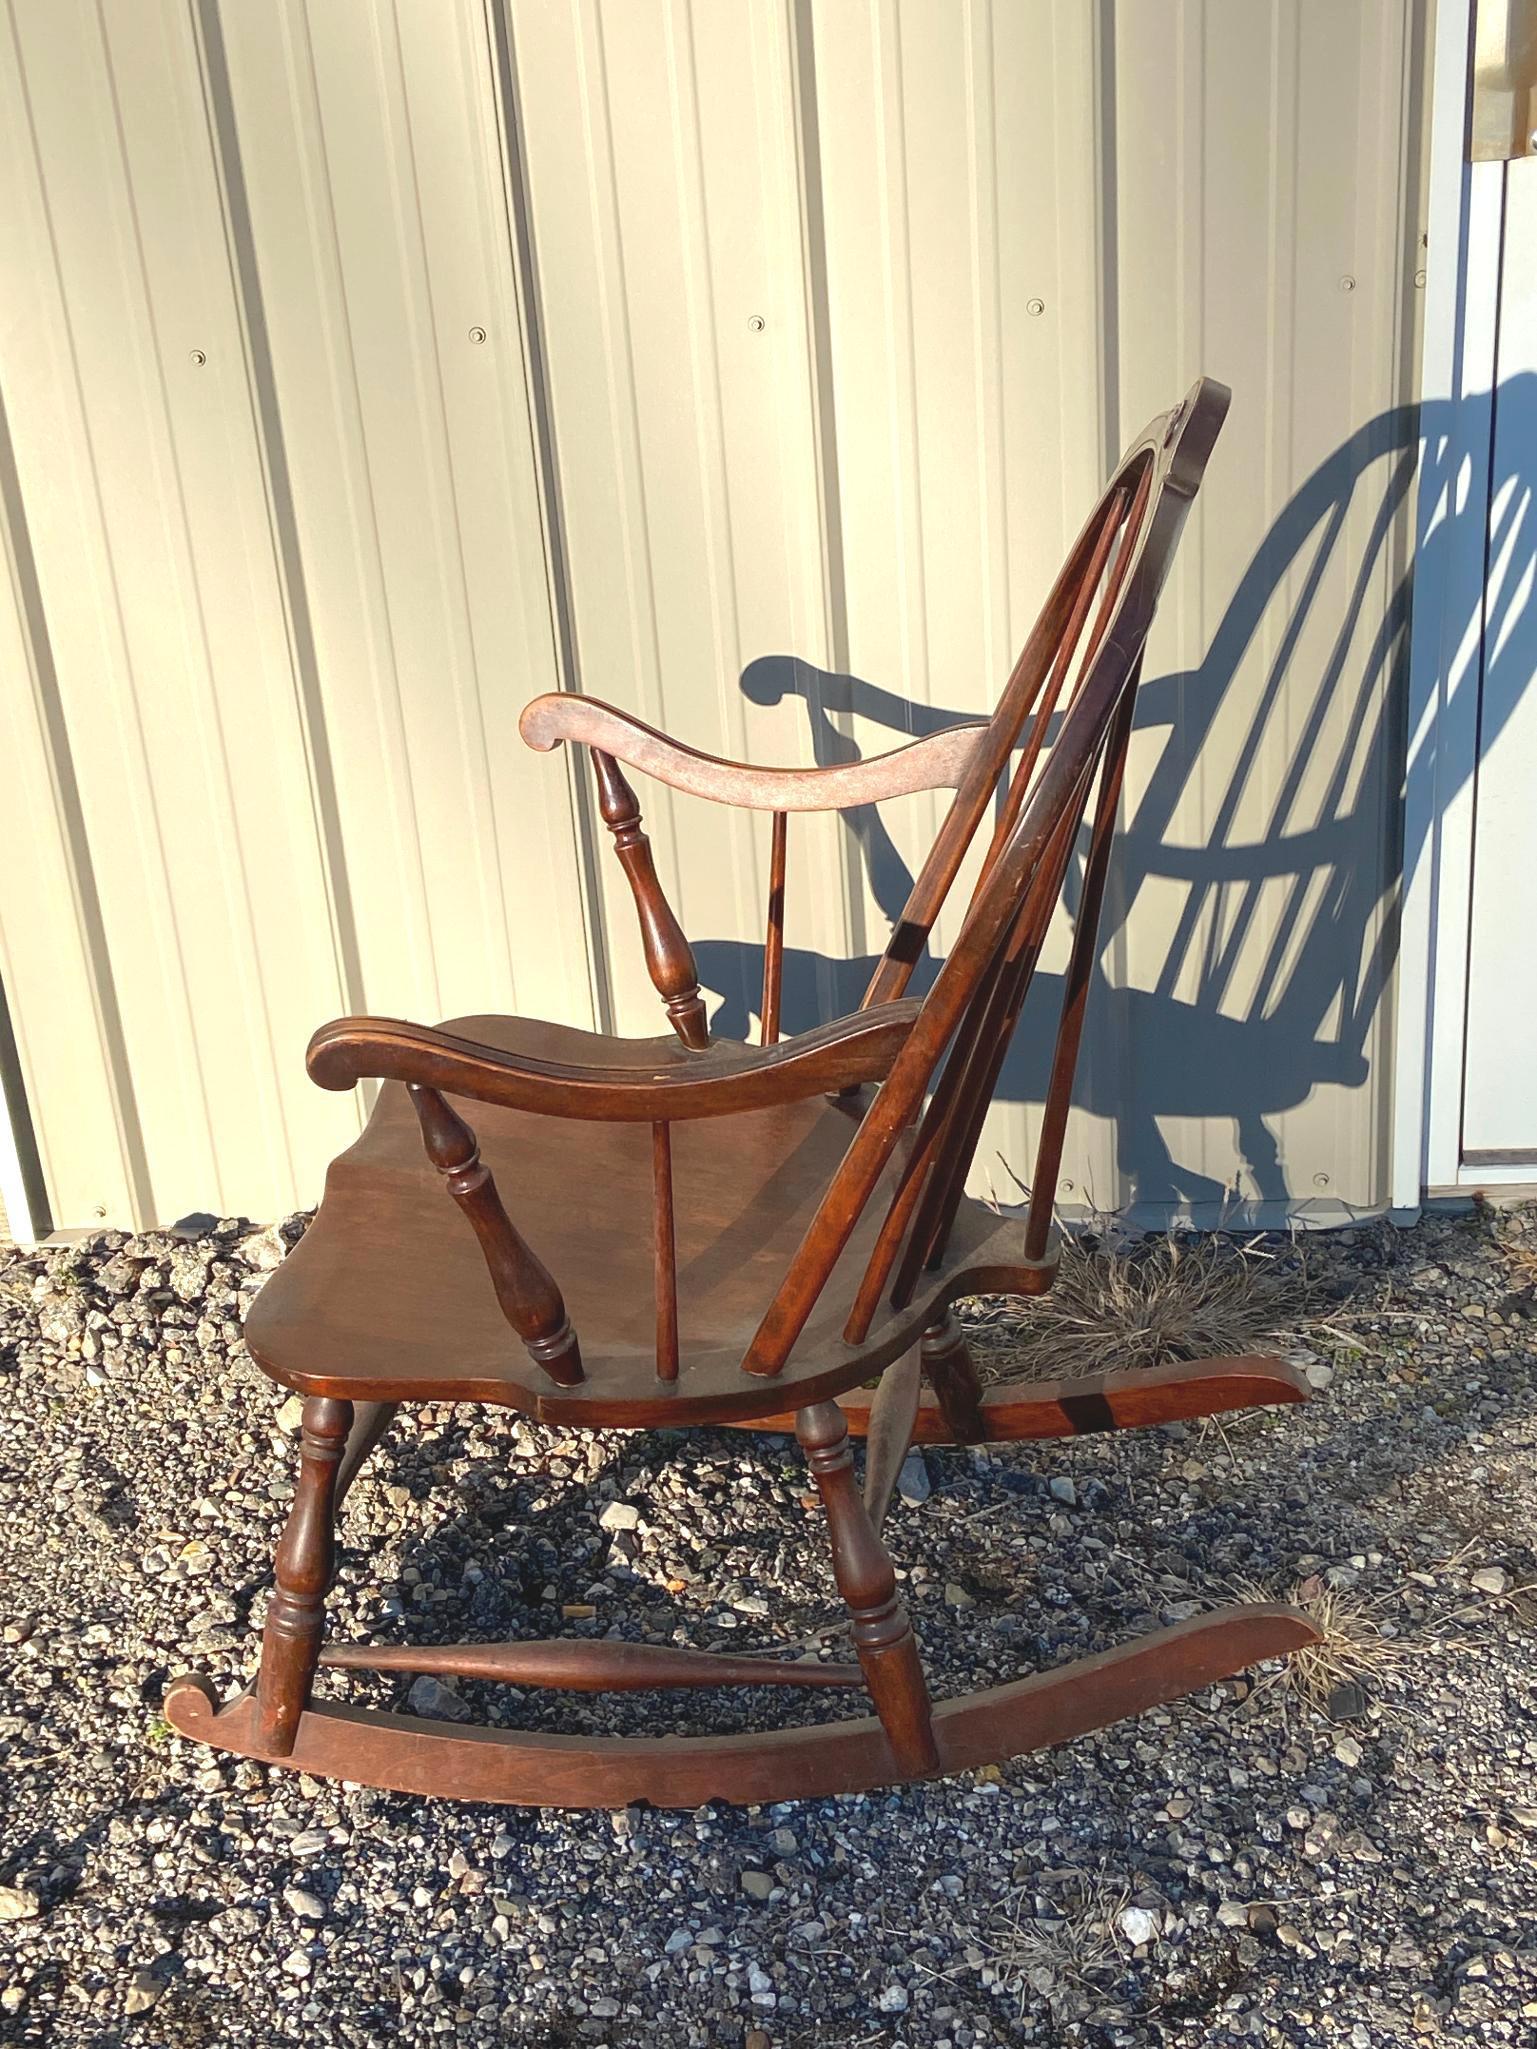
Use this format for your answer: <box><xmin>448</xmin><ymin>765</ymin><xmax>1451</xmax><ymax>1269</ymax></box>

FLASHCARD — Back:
<box><xmin>167</xmin><ymin>376</ymin><xmax>1318</xmax><ymax>1806</ymax></box>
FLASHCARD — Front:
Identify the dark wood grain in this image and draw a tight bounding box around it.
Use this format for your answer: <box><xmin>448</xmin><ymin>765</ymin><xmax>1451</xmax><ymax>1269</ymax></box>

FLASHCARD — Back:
<box><xmin>521</xmin><ymin>694</ymin><xmax>989</xmax><ymax>811</ymax></box>
<box><xmin>761</xmin><ymin>808</ymin><xmax>787</xmax><ymax>1045</ymax></box>
<box><xmin>1024</xmin><ymin>673</ymin><xmax>1138</xmax><ymax>1263</ymax></box>
<box><xmin>862</xmin><ymin>1345</ymin><xmax>923</xmax><ymax>1533</ymax></box>
<box><xmin>319</xmin><ymin>1638</ymin><xmax>863</xmax><ymax>1692</ymax></box>
<box><xmin>652</xmin><ymin>1120</ymin><xmax>679</xmax><ymax>1383</ymax></box>
<box><xmin>797</xmin><ymin>1400</ymin><xmax>937</xmax><ymax>1775</ymax></box>
<box><xmin>919</xmin><ymin>1310</ymin><xmax>987</xmax><ymax>1444</ymax></box>
<box><xmin>308</xmin><ymin>1003</ymin><xmax>921</xmax><ymax>1122</ymax></box>
<box><xmin>726</xmin><ymin>1354</ymin><xmax>1311</xmax><ymax>1444</ymax></box>
<box><xmin>167</xmin><ymin>1603</ymin><xmax>1319</xmax><ymax>1807</ymax></box>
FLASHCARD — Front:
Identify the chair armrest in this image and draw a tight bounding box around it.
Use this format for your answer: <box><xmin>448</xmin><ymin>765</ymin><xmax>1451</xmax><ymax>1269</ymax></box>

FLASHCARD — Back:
<box><xmin>307</xmin><ymin>1002</ymin><xmax>922</xmax><ymax>1122</ymax></box>
<box><xmin>519</xmin><ymin>693</ymin><xmax>988</xmax><ymax>813</ymax></box>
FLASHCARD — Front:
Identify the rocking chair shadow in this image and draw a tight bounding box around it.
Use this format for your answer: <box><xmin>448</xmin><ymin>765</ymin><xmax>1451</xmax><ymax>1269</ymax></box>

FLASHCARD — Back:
<box><xmin>167</xmin><ymin>377</ymin><xmax>1319</xmax><ymax>1806</ymax></box>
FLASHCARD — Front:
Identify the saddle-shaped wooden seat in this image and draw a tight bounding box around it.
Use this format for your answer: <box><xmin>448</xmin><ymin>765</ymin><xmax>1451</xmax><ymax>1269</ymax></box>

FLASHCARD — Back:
<box><xmin>168</xmin><ymin>377</ymin><xmax>1320</xmax><ymax>1806</ymax></box>
<box><xmin>246</xmin><ymin>1013</ymin><xmax>1035</xmax><ymax>1423</ymax></box>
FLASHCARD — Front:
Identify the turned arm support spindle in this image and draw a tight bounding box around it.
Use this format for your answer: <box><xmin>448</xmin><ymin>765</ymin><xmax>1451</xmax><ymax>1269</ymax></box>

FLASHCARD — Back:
<box><xmin>591</xmin><ymin>750</ymin><xmax>710</xmax><ymax>1051</ymax></box>
<box><xmin>409</xmin><ymin>1084</ymin><xmax>583</xmax><ymax>1386</ymax></box>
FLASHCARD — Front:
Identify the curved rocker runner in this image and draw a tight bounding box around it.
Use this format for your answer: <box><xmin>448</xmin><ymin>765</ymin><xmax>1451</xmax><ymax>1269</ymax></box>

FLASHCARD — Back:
<box><xmin>167</xmin><ymin>379</ymin><xmax>1323</xmax><ymax>1805</ymax></box>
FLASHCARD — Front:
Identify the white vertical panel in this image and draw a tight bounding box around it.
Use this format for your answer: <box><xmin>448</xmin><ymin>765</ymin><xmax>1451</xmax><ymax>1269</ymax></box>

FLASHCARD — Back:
<box><xmin>0</xmin><ymin>0</ymin><xmax>1431</xmax><ymax>1229</ymax></box>
<box><xmin>1103</xmin><ymin>0</ymin><xmax>1418</xmax><ymax>1219</ymax></box>
<box><xmin>507</xmin><ymin>0</ymin><xmax>846</xmax><ymax>1039</ymax></box>
<box><xmin>211</xmin><ymin>0</ymin><xmax>593</xmax><ymax>1033</ymax></box>
<box><xmin>0</xmin><ymin>0</ymin><xmax>353</xmax><ymax>1223</ymax></box>
<box><xmin>1461</xmin><ymin>159</ymin><xmax>1537</xmax><ymax>1155</ymax></box>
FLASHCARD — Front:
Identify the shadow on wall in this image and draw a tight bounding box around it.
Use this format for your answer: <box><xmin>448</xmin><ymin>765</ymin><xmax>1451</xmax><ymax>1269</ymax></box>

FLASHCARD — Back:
<box><xmin>679</xmin><ymin>381</ymin><xmax>1537</xmax><ymax>1219</ymax></box>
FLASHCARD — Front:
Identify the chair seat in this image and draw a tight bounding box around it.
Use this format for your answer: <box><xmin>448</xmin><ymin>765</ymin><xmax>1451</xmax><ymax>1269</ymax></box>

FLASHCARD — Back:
<box><xmin>246</xmin><ymin>1014</ymin><xmax>1037</xmax><ymax>1425</ymax></box>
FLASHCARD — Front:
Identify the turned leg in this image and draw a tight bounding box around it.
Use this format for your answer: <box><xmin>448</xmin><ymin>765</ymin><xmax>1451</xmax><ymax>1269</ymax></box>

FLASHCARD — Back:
<box><xmin>336</xmin><ymin>1399</ymin><xmax>399</xmax><ymax>1507</ymax></box>
<box><xmin>797</xmin><ymin>1400</ymin><xmax>939</xmax><ymax>1777</ymax></box>
<box><xmin>921</xmin><ymin>1309</ymin><xmax>987</xmax><ymax>1444</ymax></box>
<box><xmin>255</xmin><ymin>1395</ymin><xmax>351</xmax><ymax>1757</ymax></box>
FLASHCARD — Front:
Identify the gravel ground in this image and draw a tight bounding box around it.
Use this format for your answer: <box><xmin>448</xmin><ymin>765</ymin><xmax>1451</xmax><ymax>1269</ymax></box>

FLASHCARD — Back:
<box><xmin>2</xmin><ymin>1205</ymin><xmax>1536</xmax><ymax>2047</ymax></box>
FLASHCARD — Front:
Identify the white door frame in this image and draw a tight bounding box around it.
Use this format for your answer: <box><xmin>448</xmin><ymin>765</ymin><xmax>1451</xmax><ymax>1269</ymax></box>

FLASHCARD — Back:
<box><xmin>1393</xmin><ymin>0</ymin><xmax>1525</xmax><ymax>1203</ymax></box>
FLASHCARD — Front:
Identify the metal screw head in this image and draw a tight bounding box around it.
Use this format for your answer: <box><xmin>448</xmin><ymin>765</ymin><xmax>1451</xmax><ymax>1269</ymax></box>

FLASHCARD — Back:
<box><xmin>1026</xmin><ymin>297</ymin><xmax>1046</xmax><ymax>317</ymax></box>
<box><xmin>1338</xmin><ymin>275</ymin><xmax>1356</xmax><ymax>293</ymax></box>
<box><xmin>468</xmin><ymin>326</ymin><xmax>487</xmax><ymax>345</ymax></box>
<box><xmin>1313</xmin><ymin>1172</ymin><xmax>1331</xmax><ymax>1188</ymax></box>
<box><xmin>189</xmin><ymin>349</ymin><xmax>207</xmax><ymax>367</ymax></box>
<box><xmin>747</xmin><ymin>314</ymin><xmax>766</xmax><ymax>333</ymax></box>
<box><xmin>1413</xmin><ymin>269</ymin><xmax>1427</xmax><ymax>289</ymax></box>
<box><xmin>1058</xmin><ymin>1178</ymin><xmax>1075</xmax><ymax>1194</ymax></box>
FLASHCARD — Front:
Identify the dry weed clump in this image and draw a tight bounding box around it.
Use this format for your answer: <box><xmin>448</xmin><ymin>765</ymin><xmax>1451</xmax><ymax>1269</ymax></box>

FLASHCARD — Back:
<box><xmin>964</xmin><ymin>1226</ymin><xmax>1309</xmax><ymax>1383</ymax></box>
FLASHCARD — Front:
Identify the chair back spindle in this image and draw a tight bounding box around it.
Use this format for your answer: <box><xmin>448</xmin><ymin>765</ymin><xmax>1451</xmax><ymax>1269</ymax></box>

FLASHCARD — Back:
<box><xmin>652</xmin><ymin>1120</ymin><xmax>680</xmax><ymax>1381</ymax></box>
<box><xmin>761</xmin><ymin>809</ymin><xmax>788</xmax><ymax>1045</ymax></box>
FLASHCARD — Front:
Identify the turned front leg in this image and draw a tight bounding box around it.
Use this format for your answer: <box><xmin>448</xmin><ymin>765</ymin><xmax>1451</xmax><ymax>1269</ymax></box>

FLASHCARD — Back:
<box><xmin>797</xmin><ymin>1400</ymin><xmax>939</xmax><ymax>1777</ymax></box>
<box><xmin>255</xmin><ymin>1395</ymin><xmax>351</xmax><ymax>1756</ymax></box>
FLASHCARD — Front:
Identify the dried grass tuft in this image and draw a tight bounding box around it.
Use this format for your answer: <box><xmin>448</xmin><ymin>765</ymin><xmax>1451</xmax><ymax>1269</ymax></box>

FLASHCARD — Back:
<box><xmin>975</xmin><ymin>1870</ymin><xmax>1134</xmax><ymax>2019</ymax></box>
<box><xmin>964</xmin><ymin>1226</ymin><xmax>1308</xmax><ymax>1384</ymax></box>
<box><xmin>1235</xmin><ymin>1575</ymin><xmax>1412</xmax><ymax>1715</ymax></box>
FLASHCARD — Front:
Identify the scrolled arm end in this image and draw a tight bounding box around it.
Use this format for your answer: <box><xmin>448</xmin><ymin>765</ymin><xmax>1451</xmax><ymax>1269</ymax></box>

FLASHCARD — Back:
<box><xmin>517</xmin><ymin>694</ymin><xmax>569</xmax><ymax>754</ymax></box>
<box><xmin>306</xmin><ymin>1017</ymin><xmax>441</xmax><ymax>1092</ymax></box>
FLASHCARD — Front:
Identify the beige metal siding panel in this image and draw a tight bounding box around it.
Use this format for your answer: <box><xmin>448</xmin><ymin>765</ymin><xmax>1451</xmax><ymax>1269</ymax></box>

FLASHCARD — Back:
<box><xmin>0</xmin><ymin>0</ymin><xmax>354</xmax><ymax>1224</ymax></box>
<box><xmin>0</xmin><ymin>477</ymin><xmax>139</xmax><ymax>1230</ymax></box>
<box><xmin>507</xmin><ymin>0</ymin><xmax>846</xmax><ymax>1040</ymax></box>
<box><xmin>808</xmin><ymin>0</ymin><xmax>1108</xmax><ymax>1209</ymax></box>
<box><xmin>0</xmin><ymin>0</ymin><xmax>1428</xmax><ymax>1230</ymax></box>
<box><xmin>1106</xmin><ymin>0</ymin><xmax>1418</xmax><ymax>1216</ymax></box>
<box><xmin>799</xmin><ymin>0</ymin><xmax>1422</xmax><ymax>1219</ymax></box>
<box><xmin>211</xmin><ymin>0</ymin><xmax>593</xmax><ymax>1034</ymax></box>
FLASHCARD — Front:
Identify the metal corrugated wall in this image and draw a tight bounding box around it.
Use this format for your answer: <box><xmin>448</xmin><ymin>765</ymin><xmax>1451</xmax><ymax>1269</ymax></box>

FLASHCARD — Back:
<box><xmin>0</xmin><ymin>0</ymin><xmax>1428</xmax><ymax>1232</ymax></box>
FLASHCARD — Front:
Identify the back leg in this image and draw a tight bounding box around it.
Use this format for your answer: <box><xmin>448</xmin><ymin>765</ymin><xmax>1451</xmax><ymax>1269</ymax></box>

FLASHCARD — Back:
<box><xmin>921</xmin><ymin>1310</ymin><xmax>987</xmax><ymax>1443</ymax></box>
<box><xmin>336</xmin><ymin>1399</ymin><xmax>399</xmax><ymax>1506</ymax></box>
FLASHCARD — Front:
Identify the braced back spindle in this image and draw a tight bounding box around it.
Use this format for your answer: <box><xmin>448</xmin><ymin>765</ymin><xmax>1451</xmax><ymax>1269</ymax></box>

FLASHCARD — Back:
<box><xmin>742</xmin><ymin>377</ymin><xmax>1231</xmax><ymax>1379</ymax></box>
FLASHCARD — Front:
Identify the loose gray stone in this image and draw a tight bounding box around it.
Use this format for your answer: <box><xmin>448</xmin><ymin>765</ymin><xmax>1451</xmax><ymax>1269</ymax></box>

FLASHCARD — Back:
<box><xmin>897</xmin><ymin>1450</ymin><xmax>932</xmax><ymax>1505</ymax></box>
<box><xmin>407</xmin><ymin>1676</ymin><xmax>472</xmax><ymax>1722</ymax></box>
<box><xmin>123</xmin><ymin>1968</ymin><xmax>166</xmax><ymax>2016</ymax></box>
<box><xmin>1118</xmin><ymin>1906</ymin><xmax>1159</xmax><ymax>1947</ymax></box>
